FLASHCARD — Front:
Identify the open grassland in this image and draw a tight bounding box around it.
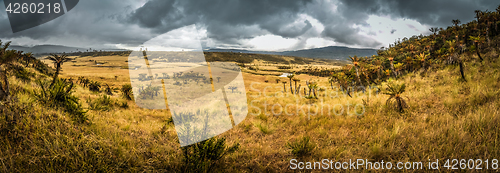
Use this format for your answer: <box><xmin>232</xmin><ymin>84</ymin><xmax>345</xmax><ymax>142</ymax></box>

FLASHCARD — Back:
<box><xmin>1</xmin><ymin>49</ymin><xmax>500</xmax><ymax>172</ymax></box>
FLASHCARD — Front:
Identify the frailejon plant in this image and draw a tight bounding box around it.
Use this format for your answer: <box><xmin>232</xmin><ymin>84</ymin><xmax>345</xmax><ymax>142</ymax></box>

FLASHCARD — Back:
<box><xmin>287</xmin><ymin>73</ymin><xmax>295</xmax><ymax>94</ymax></box>
<box><xmin>46</xmin><ymin>54</ymin><xmax>71</xmax><ymax>88</ymax></box>
<box><xmin>34</xmin><ymin>79</ymin><xmax>87</xmax><ymax>123</ymax></box>
<box><xmin>120</xmin><ymin>84</ymin><xmax>133</xmax><ymax>100</ymax></box>
<box><xmin>104</xmin><ymin>84</ymin><xmax>113</xmax><ymax>95</ymax></box>
<box><xmin>384</xmin><ymin>83</ymin><xmax>409</xmax><ymax>113</ymax></box>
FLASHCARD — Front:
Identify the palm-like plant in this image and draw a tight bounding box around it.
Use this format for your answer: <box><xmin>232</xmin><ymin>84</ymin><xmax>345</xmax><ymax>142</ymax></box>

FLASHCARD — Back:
<box><xmin>104</xmin><ymin>84</ymin><xmax>113</xmax><ymax>95</ymax></box>
<box><xmin>306</xmin><ymin>81</ymin><xmax>313</xmax><ymax>97</ymax></box>
<box><xmin>47</xmin><ymin>54</ymin><xmax>71</xmax><ymax>87</ymax></box>
<box><xmin>384</xmin><ymin>83</ymin><xmax>409</xmax><ymax>113</ymax></box>
<box><xmin>292</xmin><ymin>78</ymin><xmax>300</xmax><ymax>95</ymax></box>
<box><xmin>22</xmin><ymin>52</ymin><xmax>35</xmax><ymax>67</ymax></box>
<box><xmin>0</xmin><ymin>41</ymin><xmax>22</xmax><ymax>101</ymax></box>
<box><xmin>417</xmin><ymin>53</ymin><xmax>428</xmax><ymax>71</ymax></box>
<box><xmin>469</xmin><ymin>36</ymin><xmax>484</xmax><ymax>61</ymax></box>
<box><xmin>328</xmin><ymin>76</ymin><xmax>335</xmax><ymax>89</ymax></box>
<box><xmin>287</xmin><ymin>73</ymin><xmax>295</xmax><ymax>94</ymax></box>
<box><xmin>121</xmin><ymin>84</ymin><xmax>133</xmax><ymax>100</ymax></box>
<box><xmin>349</xmin><ymin>56</ymin><xmax>363</xmax><ymax>85</ymax></box>
<box><xmin>384</xmin><ymin>50</ymin><xmax>398</xmax><ymax>78</ymax></box>
<box><xmin>311</xmin><ymin>82</ymin><xmax>318</xmax><ymax>99</ymax></box>
<box><xmin>282</xmin><ymin>81</ymin><xmax>287</xmax><ymax>92</ymax></box>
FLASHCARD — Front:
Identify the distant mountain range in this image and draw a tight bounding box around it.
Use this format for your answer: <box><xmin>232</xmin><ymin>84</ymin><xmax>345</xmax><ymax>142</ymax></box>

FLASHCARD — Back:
<box><xmin>9</xmin><ymin>44</ymin><xmax>378</xmax><ymax>60</ymax></box>
<box><xmin>205</xmin><ymin>46</ymin><xmax>378</xmax><ymax>60</ymax></box>
<box><xmin>8</xmin><ymin>45</ymin><xmax>127</xmax><ymax>55</ymax></box>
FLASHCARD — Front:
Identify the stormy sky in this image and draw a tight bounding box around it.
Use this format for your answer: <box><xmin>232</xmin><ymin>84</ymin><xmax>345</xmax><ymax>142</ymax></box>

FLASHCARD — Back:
<box><xmin>0</xmin><ymin>0</ymin><xmax>498</xmax><ymax>51</ymax></box>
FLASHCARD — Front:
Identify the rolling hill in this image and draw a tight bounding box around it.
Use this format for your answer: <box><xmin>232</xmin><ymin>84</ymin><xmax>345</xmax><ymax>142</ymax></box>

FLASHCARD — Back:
<box><xmin>205</xmin><ymin>46</ymin><xmax>378</xmax><ymax>60</ymax></box>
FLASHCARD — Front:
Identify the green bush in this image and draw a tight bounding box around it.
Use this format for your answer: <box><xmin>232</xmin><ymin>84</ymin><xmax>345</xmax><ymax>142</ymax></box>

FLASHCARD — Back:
<box><xmin>286</xmin><ymin>136</ymin><xmax>315</xmax><ymax>157</ymax></box>
<box><xmin>181</xmin><ymin>137</ymin><xmax>239</xmax><ymax>172</ymax></box>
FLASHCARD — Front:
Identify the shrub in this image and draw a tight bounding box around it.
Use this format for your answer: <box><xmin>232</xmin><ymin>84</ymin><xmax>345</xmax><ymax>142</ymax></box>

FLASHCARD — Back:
<box><xmin>88</xmin><ymin>81</ymin><xmax>101</xmax><ymax>92</ymax></box>
<box><xmin>87</xmin><ymin>95</ymin><xmax>113</xmax><ymax>111</ymax></box>
<box><xmin>138</xmin><ymin>85</ymin><xmax>161</xmax><ymax>100</ymax></box>
<box><xmin>117</xmin><ymin>100</ymin><xmax>129</xmax><ymax>109</ymax></box>
<box><xmin>181</xmin><ymin>137</ymin><xmax>239</xmax><ymax>172</ymax></box>
<box><xmin>32</xmin><ymin>59</ymin><xmax>52</xmax><ymax>76</ymax></box>
<box><xmin>286</xmin><ymin>136</ymin><xmax>315</xmax><ymax>157</ymax></box>
<box><xmin>120</xmin><ymin>84</ymin><xmax>133</xmax><ymax>100</ymax></box>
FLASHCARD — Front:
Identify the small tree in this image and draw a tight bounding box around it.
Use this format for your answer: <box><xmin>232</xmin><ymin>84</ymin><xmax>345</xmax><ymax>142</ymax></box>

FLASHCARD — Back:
<box><xmin>287</xmin><ymin>73</ymin><xmax>295</xmax><ymax>94</ymax></box>
<box><xmin>47</xmin><ymin>54</ymin><xmax>71</xmax><ymax>88</ymax></box>
<box><xmin>292</xmin><ymin>78</ymin><xmax>300</xmax><ymax>95</ymax></box>
<box><xmin>469</xmin><ymin>36</ymin><xmax>484</xmax><ymax>61</ymax></box>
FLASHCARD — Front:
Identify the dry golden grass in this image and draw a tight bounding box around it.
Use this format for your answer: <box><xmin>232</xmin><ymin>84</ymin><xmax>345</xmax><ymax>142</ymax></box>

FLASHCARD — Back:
<box><xmin>2</xmin><ymin>53</ymin><xmax>500</xmax><ymax>172</ymax></box>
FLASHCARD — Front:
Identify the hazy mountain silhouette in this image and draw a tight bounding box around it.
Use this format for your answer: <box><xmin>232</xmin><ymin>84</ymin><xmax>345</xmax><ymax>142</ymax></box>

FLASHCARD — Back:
<box><xmin>205</xmin><ymin>46</ymin><xmax>378</xmax><ymax>60</ymax></box>
<box><xmin>8</xmin><ymin>45</ymin><xmax>128</xmax><ymax>54</ymax></box>
<box><xmin>9</xmin><ymin>44</ymin><xmax>377</xmax><ymax>60</ymax></box>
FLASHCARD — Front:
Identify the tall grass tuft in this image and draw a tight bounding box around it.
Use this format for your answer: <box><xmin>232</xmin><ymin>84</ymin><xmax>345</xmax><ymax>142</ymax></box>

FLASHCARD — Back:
<box><xmin>87</xmin><ymin>95</ymin><xmax>113</xmax><ymax>111</ymax></box>
<box><xmin>286</xmin><ymin>136</ymin><xmax>315</xmax><ymax>157</ymax></box>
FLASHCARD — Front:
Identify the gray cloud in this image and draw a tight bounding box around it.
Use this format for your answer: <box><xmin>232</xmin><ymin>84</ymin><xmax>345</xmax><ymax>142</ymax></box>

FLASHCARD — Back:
<box><xmin>338</xmin><ymin>0</ymin><xmax>499</xmax><ymax>27</ymax></box>
<box><xmin>127</xmin><ymin>0</ymin><xmax>314</xmax><ymax>48</ymax></box>
<box><xmin>0</xmin><ymin>0</ymin><xmax>498</xmax><ymax>50</ymax></box>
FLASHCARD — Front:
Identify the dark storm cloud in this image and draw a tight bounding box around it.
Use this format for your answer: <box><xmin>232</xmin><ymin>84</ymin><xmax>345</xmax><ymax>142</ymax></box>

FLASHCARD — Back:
<box><xmin>1</xmin><ymin>0</ymin><xmax>498</xmax><ymax>49</ymax></box>
<box><xmin>304</xmin><ymin>0</ymin><xmax>382</xmax><ymax>47</ymax></box>
<box><xmin>338</xmin><ymin>0</ymin><xmax>499</xmax><ymax>27</ymax></box>
<box><xmin>0</xmin><ymin>0</ymin><xmax>152</xmax><ymax>47</ymax></box>
<box><xmin>127</xmin><ymin>0</ymin><xmax>314</xmax><ymax>47</ymax></box>
<box><xmin>126</xmin><ymin>0</ymin><xmax>385</xmax><ymax>48</ymax></box>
